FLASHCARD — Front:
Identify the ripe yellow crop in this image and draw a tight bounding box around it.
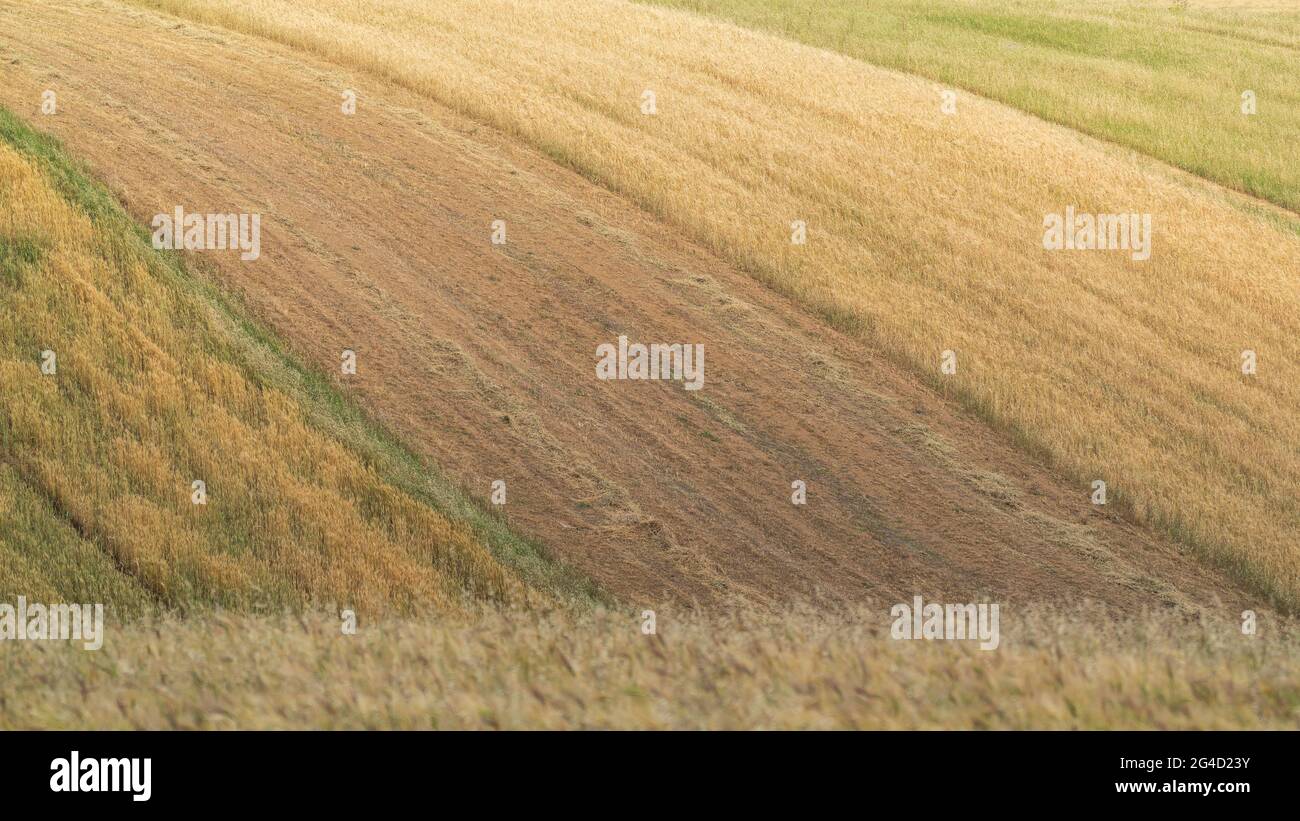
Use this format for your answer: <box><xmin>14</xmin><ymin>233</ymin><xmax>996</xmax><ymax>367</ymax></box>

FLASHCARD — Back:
<box><xmin>0</xmin><ymin>125</ymin><xmax>528</xmax><ymax>614</ymax></box>
<box><xmin>129</xmin><ymin>0</ymin><xmax>1300</xmax><ymax>610</ymax></box>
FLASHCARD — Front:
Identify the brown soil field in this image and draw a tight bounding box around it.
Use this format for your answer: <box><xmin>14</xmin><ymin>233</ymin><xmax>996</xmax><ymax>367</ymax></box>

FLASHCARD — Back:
<box><xmin>0</xmin><ymin>0</ymin><xmax>1256</xmax><ymax>612</ymax></box>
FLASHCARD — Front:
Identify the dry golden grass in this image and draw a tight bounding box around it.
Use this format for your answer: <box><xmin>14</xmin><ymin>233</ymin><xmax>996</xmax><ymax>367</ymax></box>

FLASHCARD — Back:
<box><xmin>2</xmin><ymin>604</ymin><xmax>1295</xmax><ymax>729</ymax></box>
<box><xmin>128</xmin><ymin>0</ymin><xmax>1300</xmax><ymax>611</ymax></box>
<box><xmin>644</xmin><ymin>0</ymin><xmax>1300</xmax><ymax>210</ymax></box>
<box><xmin>0</xmin><ymin>463</ymin><xmax>156</xmax><ymax>614</ymax></box>
<box><xmin>0</xmin><ymin>115</ymin><xmax>532</xmax><ymax>614</ymax></box>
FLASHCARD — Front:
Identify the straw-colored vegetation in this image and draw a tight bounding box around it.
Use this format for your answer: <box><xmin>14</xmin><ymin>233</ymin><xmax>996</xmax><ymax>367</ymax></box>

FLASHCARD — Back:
<box><xmin>644</xmin><ymin>0</ymin><xmax>1300</xmax><ymax>211</ymax></box>
<box><xmin>126</xmin><ymin>0</ymin><xmax>1300</xmax><ymax>610</ymax></box>
<box><xmin>3</xmin><ymin>605</ymin><xmax>1296</xmax><ymax>729</ymax></box>
<box><xmin>4</xmin><ymin>0</ymin><xmax>1297</xmax><ymax>731</ymax></box>
<box><xmin>0</xmin><ymin>107</ymin><xmax>592</xmax><ymax>615</ymax></box>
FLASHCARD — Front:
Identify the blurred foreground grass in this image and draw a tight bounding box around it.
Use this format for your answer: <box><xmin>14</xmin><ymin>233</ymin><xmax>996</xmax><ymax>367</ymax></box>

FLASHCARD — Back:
<box><xmin>4</xmin><ymin>605</ymin><xmax>1294</xmax><ymax>729</ymax></box>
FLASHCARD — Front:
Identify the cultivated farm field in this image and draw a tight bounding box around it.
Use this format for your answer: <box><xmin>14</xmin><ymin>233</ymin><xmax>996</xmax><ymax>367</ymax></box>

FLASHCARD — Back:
<box><xmin>123</xmin><ymin>0</ymin><xmax>1300</xmax><ymax>610</ymax></box>
<box><xmin>0</xmin><ymin>0</ymin><xmax>1297</xmax><ymax>730</ymax></box>
<box><xmin>5</xmin><ymin>606</ymin><xmax>1297</xmax><ymax>730</ymax></box>
<box><xmin>649</xmin><ymin>0</ymin><xmax>1300</xmax><ymax>211</ymax></box>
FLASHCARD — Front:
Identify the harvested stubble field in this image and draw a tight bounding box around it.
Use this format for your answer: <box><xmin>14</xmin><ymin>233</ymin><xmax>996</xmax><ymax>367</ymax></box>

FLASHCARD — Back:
<box><xmin>0</xmin><ymin>107</ymin><xmax>579</xmax><ymax>613</ymax></box>
<box><xmin>4</xmin><ymin>0</ymin><xmax>1255</xmax><ymax>613</ymax></box>
<box><xmin>119</xmin><ymin>0</ymin><xmax>1300</xmax><ymax>611</ymax></box>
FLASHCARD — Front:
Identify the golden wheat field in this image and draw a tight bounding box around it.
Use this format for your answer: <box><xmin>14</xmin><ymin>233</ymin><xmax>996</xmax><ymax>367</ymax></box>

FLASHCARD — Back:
<box><xmin>0</xmin><ymin>129</ymin><xmax>530</xmax><ymax>614</ymax></box>
<box><xmin>3</xmin><ymin>606</ymin><xmax>1297</xmax><ymax>730</ymax></box>
<box><xmin>647</xmin><ymin>0</ymin><xmax>1300</xmax><ymax>211</ymax></box>
<box><xmin>125</xmin><ymin>0</ymin><xmax>1300</xmax><ymax>612</ymax></box>
<box><xmin>2</xmin><ymin>0</ymin><xmax>1299</xmax><ymax>739</ymax></box>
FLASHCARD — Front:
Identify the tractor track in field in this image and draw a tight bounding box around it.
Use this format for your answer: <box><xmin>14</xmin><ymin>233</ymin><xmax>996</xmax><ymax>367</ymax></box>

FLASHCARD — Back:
<box><xmin>0</xmin><ymin>0</ymin><xmax>1256</xmax><ymax>611</ymax></box>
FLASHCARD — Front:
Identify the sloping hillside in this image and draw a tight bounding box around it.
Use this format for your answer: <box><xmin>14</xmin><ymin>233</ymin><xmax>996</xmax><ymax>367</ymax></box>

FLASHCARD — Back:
<box><xmin>0</xmin><ymin>0</ymin><xmax>1258</xmax><ymax>612</ymax></box>
<box><xmin>105</xmin><ymin>0</ymin><xmax>1300</xmax><ymax>610</ymax></box>
<box><xmin>645</xmin><ymin>0</ymin><xmax>1300</xmax><ymax>211</ymax></box>
<box><xmin>1</xmin><ymin>0</ymin><xmax>1296</xmax><ymax>732</ymax></box>
<box><xmin>0</xmin><ymin>107</ymin><xmax>587</xmax><ymax>613</ymax></box>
